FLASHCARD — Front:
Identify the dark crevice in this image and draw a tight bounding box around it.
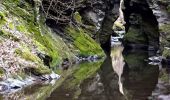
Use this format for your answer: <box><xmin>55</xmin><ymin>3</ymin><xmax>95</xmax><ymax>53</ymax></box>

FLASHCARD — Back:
<box><xmin>122</xmin><ymin>0</ymin><xmax>159</xmax><ymax>51</ymax></box>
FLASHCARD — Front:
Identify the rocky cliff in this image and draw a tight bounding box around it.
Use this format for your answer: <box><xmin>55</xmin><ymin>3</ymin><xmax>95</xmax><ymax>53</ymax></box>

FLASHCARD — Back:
<box><xmin>0</xmin><ymin>0</ymin><xmax>105</xmax><ymax>81</ymax></box>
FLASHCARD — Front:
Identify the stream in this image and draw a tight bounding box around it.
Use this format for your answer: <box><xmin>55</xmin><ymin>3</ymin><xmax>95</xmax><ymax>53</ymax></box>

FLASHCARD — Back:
<box><xmin>1</xmin><ymin>45</ymin><xmax>170</xmax><ymax>100</ymax></box>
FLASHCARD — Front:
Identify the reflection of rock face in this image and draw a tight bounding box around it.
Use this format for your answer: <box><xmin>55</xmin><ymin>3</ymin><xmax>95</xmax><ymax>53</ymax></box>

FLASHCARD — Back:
<box><xmin>77</xmin><ymin>48</ymin><xmax>159</xmax><ymax>100</ymax></box>
<box><xmin>79</xmin><ymin>57</ymin><xmax>126</xmax><ymax>100</ymax></box>
<box><xmin>111</xmin><ymin>46</ymin><xmax>125</xmax><ymax>94</ymax></box>
<box><xmin>122</xmin><ymin>50</ymin><xmax>159</xmax><ymax>100</ymax></box>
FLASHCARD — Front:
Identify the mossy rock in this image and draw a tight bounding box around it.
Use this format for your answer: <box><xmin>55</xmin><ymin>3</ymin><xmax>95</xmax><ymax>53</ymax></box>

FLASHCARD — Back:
<box><xmin>33</xmin><ymin>66</ymin><xmax>52</xmax><ymax>75</ymax></box>
<box><xmin>0</xmin><ymin>30</ymin><xmax>20</xmax><ymax>41</ymax></box>
<box><xmin>65</xmin><ymin>25</ymin><xmax>104</xmax><ymax>56</ymax></box>
<box><xmin>160</xmin><ymin>24</ymin><xmax>170</xmax><ymax>47</ymax></box>
<box><xmin>0</xmin><ymin>11</ymin><xmax>7</xmax><ymax>27</ymax></box>
<box><xmin>0</xmin><ymin>67</ymin><xmax>4</xmax><ymax>78</ymax></box>
<box><xmin>162</xmin><ymin>47</ymin><xmax>170</xmax><ymax>58</ymax></box>
<box><xmin>15</xmin><ymin>48</ymin><xmax>41</xmax><ymax>63</ymax></box>
<box><xmin>73</xmin><ymin>12</ymin><xmax>82</xmax><ymax>24</ymax></box>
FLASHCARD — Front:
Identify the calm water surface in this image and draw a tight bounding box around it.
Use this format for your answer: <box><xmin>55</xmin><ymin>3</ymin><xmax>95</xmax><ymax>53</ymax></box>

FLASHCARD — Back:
<box><xmin>1</xmin><ymin>46</ymin><xmax>170</xmax><ymax>100</ymax></box>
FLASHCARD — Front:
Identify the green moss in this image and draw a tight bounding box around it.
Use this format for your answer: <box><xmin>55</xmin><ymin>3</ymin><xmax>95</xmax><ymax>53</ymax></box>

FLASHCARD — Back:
<box><xmin>3</xmin><ymin>0</ymin><xmax>34</xmax><ymax>22</ymax></box>
<box><xmin>16</xmin><ymin>24</ymin><xmax>27</xmax><ymax>33</ymax></box>
<box><xmin>33</xmin><ymin>66</ymin><xmax>52</xmax><ymax>75</ymax></box>
<box><xmin>0</xmin><ymin>30</ymin><xmax>20</xmax><ymax>41</ymax></box>
<box><xmin>0</xmin><ymin>11</ymin><xmax>7</xmax><ymax>27</ymax></box>
<box><xmin>15</xmin><ymin>48</ymin><xmax>41</xmax><ymax>62</ymax></box>
<box><xmin>15</xmin><ymin>48</ymin><xmax>52</xmax><ymax>75</ymax></box>
<box><xmin>27</xmin><ymin>23</ymin><xmax>61</xmax><ymax>67</ymax></box>
<box><xmin>160</xmin><ymin>24</ymin><xmax>170</xmax><ymax>34</ymax></box>
<box><xmin>9</xmin><ymin>22</ymin><xmax>15</xmax><ymax>30</ymax></box>
<box><xmin>159</xmin><ymin>69</ymin><xmax>169</xmax><ymax>83</ymax></box>
<box><xmin>0</xmin><ymin>68</ymin><xmax>4</xmax><ymax>77</ymax></box>
<box><xmin>73</xmin><ymin>12</ymin><xmax>82</xmax><ymax>23</ymax></box>
<box><xmin>160</xmin><ymin>24</ymin><xmax>170</xmax><ymax>47</ymax></box>
<box><xmin>12</xmin><ymin>71</ymin><xmax>27</xmax><ymax>80</ymax></box>
<box><xmin>65</xmin><ymin>61</ymin><xmax>103</xmax><ymax>89</ymax></box>
<box><xmin>65</xmin><ymin>25</ymin><xmax>104</xmax><ymax>56</ymax></box>
<box><xmin>162</xmin><ymin>47</ymin><xmax>170</xmax><ymax>58</ymax></box>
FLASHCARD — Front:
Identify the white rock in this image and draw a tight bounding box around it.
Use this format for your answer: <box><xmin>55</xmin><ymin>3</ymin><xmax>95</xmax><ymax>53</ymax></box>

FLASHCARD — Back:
<box><xmin>8</xmin><ymin>79</ymin><xmax>25</xmax><ymax>88</ymax></box>
<box><xmin>158</xmin><ymin>95</ymin><xmax>170</xmax><ymax>100</ymax></box>
<box><xmin>50</xmin><ymin>72</ymin><xmax>60</xmax><ymax>79</ymax></box>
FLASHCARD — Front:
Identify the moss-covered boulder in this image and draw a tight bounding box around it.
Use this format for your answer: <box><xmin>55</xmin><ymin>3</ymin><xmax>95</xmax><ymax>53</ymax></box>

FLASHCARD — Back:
<box><xmin>159</xmin><ymin>24</ymin><xmax>170</xmax><ymax>59</ymax></box>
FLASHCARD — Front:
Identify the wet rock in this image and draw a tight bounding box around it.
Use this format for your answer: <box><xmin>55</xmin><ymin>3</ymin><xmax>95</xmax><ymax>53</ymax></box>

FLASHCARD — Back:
<box><xmin>8</xmin><ymin>79</ymin><xmax>25</xmax><ymax>89</ymax></box>
<box><xmin>0</xmin><ymin>76</ymin><xmax>36</xmax><ymax>94</ymax></box>
<box><xmin>0</xmin><ymin>83</ymin><xmax>9</xmax><ymax>92</ymax></box>
<box><xmin>158</xmin><ymin>95</ymin><xmax>170</xmax><ymax>100</ymax></box>
<box><xmin>149</xmin><ymin>56</ymin><xmax>162</xmax><ymax>62</ymax></box>
<box><xmin>41</xmin><ymin>71</ymin><xmax>60</xmax><ymax>80</ymax></box>
<box><xmin>76</xmin><ymin>55</ymin><xmax>101</xmax><ymax>63</ymax></box>
<box><xmin>50</xmin><ymin>72</ymin><xmax>60</xmax><ymax>79</ymax></box>
<box><xmin>37</xmin><ymin>52</ymin><xmax>52</xmax><ymax>67</ymax></box>
<box><xmin>61</xmin><ymin>58</ymin><xmax>70</xmax><ymax>70</ymax></box>
<box><xmin>161</xmin><ymin>59</ymin><xmax>170</xmax><ymax>65</ymax></box>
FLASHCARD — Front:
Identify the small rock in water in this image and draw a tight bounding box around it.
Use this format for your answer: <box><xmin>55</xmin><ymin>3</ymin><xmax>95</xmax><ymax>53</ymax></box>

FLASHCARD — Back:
<box><xmin>50</xmin><ymin>72</ymin><xmax>60</xmax><ymax>79</ymax></box>
<box><xmin>41</xmin><ymin>75</ymin><xmax>50</xmax><ymax>80</ymax></box>
<box><xmin>65</xmin><ymin>93</ymin><xmax>70</xmax><ymax>97</ymax></box>
<box><xmin>148</xmin><ymin>56</ymin><xmax>162</xmax><ymax>62</ymax></box>
<box><xmin>158</xmin><ymin>95</ymin><xmax>170</xmax><ymax>100</ymax></box>
<box><xmin>148</xmin><ymin>56</ymin><xmax>162</xmax><ymax>65</ymax></box>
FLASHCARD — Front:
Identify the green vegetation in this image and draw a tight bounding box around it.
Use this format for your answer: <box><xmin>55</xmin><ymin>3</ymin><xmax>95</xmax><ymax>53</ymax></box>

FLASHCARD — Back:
<box><xmin>160</xmin><ymin>24</ymin><xmax>170</xmax><ymax>58</ymax></box>
<box><xmin>0</xmin><ymin>11</ymin><xmax>7</xmax><ymax>27</ymax></box>
<box><xmin>0</xmin><ymin>30</ymin><xmax>20</xmax><ymax>41</ymax></box>
<box><xmin>66</xmin><ymin>25</ymin><xmax>104</xmax><ymax>56</ymax></box>
<box><xmin>0</xmin><ymin>68</ymin><xmax>4</xmax><ymax>78</ymax></box>
<box><xmin>33</xmin><ymin>65</ymin><xmax>52</xmax><ymax>75</ymax></box>
<box><xmin>0</xmin><ymin>0</ymin><xmax>104</xmax><ymax>79</ymax></box>
<box><xmin>162</xmin><ymin>47</ymin><xmax>170</xmax><ymax>58</ymax></box>
<box><xmin>73</xmin><ymin>12</ymin><xmax>82</xmax><ymax>24</ymax></box>
<box><xmin>15</xmin><ymin>48</ymin><xmax>41</xmax><ymax>62</ymax></box>
<box><xmin>65</xmin><ymin>61</ymin><xmax>103</xmax><ymax>89</ymax></box>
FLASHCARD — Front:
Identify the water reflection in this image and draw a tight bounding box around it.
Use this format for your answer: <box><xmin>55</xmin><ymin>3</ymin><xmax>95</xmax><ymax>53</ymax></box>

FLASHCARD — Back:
<box><xmin>1</xmin><ymin>46</ymin><xmax>167</xmax><ymax>100</ymax></box>
<box><xmin>78</xmin><ymin>46</ymin><xmax>160</xmax><ymax>100</ymax></box>
<box><xmin>122</xmin><ymin>50</ymin><xmax>159</xmax><ymax>100</ymax></box>
<box><xmin>111</xmin><ymin>46</ymin><xmax>125</xmax><ymax>95</ymax></box>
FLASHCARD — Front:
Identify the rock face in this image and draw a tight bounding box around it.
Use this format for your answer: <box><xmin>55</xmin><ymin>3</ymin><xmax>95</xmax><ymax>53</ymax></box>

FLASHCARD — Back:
<box><xmin>0</xmin><ymin>0</ymin><xmax>104</xmax><ymax>86</ymax></box>
<box><xmin>122</xmin><ymin>0</ymin><xmax>159</xmax><ymax>51</ymax></box>
<box><xmin>99</xmin><ymin>0</ymin><xmax>120</xmax><ymax>55</ymax></box>
<box><xmin>150</xmin><ymin>0</ymin><xmax>170</xmax><ymax>59</ymax></box>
